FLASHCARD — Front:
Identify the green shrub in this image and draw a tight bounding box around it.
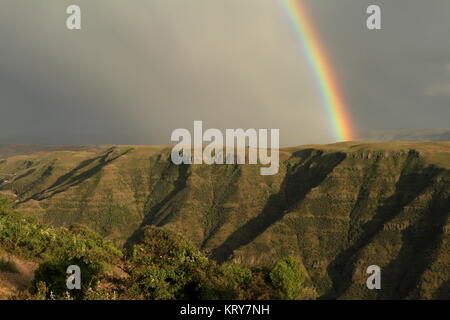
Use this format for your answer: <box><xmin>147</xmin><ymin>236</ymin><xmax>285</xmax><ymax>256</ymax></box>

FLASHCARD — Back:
<box><xmin>0</xmin><ymin>196</ymin><xmax>122</xmax><ymax>299</ymax></box>
<box><xmin>33</xmin><ymin>257</ymin><xmax>103</xmax><ymax>299</ymax></box>
<box><xmin>216</xmin><ymin>262</ymin><xmax>253</xmax><ymax>299</ymax></box>
<box><xmin>1</xmin><ymin>196</ymin><xmax>311</xmax><ymax>301</ymax></box>
<box><xmin>127</xmin><ymin>226</ymin><xmax>215</xmax><ymax>300</ymax></box>
<box><xmin>126</xmin><ymin>227</ymin><xmax>292</xmax><ymax>300</ymax></box>
<box><xmin>270</xmin><ymin>256</ymin><xmax>305</xmax><ymax>300</ymax></box>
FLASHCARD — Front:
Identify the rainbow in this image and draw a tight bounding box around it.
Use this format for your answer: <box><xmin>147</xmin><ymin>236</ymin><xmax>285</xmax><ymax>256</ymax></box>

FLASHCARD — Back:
<box><xmin>279</xmin><ymin>0</ymin><xmax>354</xmax><ymax>141</ymax></box>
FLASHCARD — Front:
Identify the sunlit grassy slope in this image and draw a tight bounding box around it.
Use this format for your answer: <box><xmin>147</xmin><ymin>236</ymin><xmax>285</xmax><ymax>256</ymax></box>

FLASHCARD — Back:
<box><xmin>0</xmin><ymin>142</ymin><xmax>449</xmax><ymax>299</ymax></box>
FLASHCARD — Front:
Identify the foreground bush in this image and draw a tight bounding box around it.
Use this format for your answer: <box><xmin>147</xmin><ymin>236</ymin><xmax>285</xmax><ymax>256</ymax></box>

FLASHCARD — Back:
<box><xmin>126</xmin><ymin>226</ymin><xmax>305</xmax><ymax>300</ymax></box>
<box><xmin>270</xmin><ymin>256</ymin><xmax>305</xmax><ymax>299</ymax></box>
<box><xmin>0</xmin><ymin>196</ymin><xmax>122</xmax><ymax>299</ymax></box>
<box><xmin>1</xmin><ymin>197</ymin><xmax>307</xmax><ymax>300</ymax></box>
<box><xmin>127</xmin><ymin>226</ymin><xmax>217</xmax><ymax>299</ymax></box>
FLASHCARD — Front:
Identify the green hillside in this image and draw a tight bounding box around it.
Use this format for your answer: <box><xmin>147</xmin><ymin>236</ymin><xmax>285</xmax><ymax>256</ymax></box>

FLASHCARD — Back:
<box><xmin>0</xmin><ymin>142</ymin><xmax>449</xmax><ymax>299</ymax></box>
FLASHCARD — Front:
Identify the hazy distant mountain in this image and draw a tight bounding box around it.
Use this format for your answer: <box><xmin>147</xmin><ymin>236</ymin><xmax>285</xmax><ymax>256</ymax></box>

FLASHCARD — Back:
<box><xmin>0</xmin><ymin>142</ymin><xmax>449</xmax><ymax>299</ymax></box>
<box><xmin>359</xmin><ymin>129</ymin><xmax>450</xmax><ymax>142</ymax></box>
<box><xmin>0</xmin><ymin>144</ymin><xmax>105</xmax><ymax>159</ymax></box>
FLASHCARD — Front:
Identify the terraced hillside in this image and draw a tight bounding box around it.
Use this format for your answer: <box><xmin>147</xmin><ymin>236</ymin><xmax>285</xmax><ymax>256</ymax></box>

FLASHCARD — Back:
<box><xmin>0</xmin><ymin>142</ymin><xmax>449</xmax><ymax>299</ymax></box>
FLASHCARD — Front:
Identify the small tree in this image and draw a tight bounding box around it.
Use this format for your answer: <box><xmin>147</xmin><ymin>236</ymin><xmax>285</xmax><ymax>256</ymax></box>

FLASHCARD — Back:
<box><xmin>270</xmin><ymin>256</ymin><xmax>305</xmax><ymax>300</ymax></box>
<box><xmin>127</xmin><ymin>226</ymin><xmax>214</xmax><ymax>300</ymax></box>
<box><xmin>33</xmin><ymin>257</ymin><xmax>102</xmax><ymax>299</ymax></box>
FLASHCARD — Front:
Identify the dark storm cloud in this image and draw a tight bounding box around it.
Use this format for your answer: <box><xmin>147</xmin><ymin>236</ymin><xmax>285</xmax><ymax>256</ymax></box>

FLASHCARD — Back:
<box><xmin>305</xmin><ymin>0</ymin><xmax>450</xmax><ymax>132</ymax></box>
<box><xmin>0</xmin><ymin>0</ymin><xmax>449</xmax><ymax>145</ymax></box>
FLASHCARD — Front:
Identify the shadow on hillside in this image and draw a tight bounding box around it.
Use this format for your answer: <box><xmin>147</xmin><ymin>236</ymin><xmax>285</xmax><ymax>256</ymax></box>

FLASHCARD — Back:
<box><xmin>346</xmin><ymin>158</ymin><xmax>381</xmax><ymax>242</ymax></box>
<box><xmin>435</xmin><ymin>278</ymin><xmax>450</xmax><ymax>299</ymax></box>
<box><xmin>124</xmin><ymin>161</ymin><xmax>191</xmax><ymax>249</ymax></box>
<box><xmin>211</xmin><ymin>149</ymin><xmax>346</xmax><ymax>263</ymax></box>
<box><xmin>321</xmin><ymin>151</ymin><xmax>445</xmax><ymax>299</ymax></box>
<box><xmin>200</xmin><ymin>164</ymin><xmax>242</xmax><ymax>249</ymax></box>
<box><xmin>13</xmin><ymin>168</ymin><xmax>36</xmax><ymax>181</ymax></box>
<box><xmin>24</xmin><ymin>148</ymin><xmax>131</xmax><ymax>202</ymax></box>
<box><xmin>381</xmin><ymin>187</ymin><xmax>450</xmax><ymax>299</ymax></box>
<box><xmin>16</xmin><ymin>163</ymin><xmax>55</xmax><ymax>199</ymax></box>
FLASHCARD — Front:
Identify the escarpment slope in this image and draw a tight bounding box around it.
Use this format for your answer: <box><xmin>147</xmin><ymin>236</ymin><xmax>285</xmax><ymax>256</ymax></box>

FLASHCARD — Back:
<box><xmin>0</xmin><ymin>142</ymin><xmax>448</xmax><ymax>299</ymax></box>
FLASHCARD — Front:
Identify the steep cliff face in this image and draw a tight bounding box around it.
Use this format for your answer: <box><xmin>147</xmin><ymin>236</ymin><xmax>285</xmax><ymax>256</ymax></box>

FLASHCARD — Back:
<box><xmin>0</xmin><ymin>142</ymin><xmax>449</xmax><ymax>299</ymax></box>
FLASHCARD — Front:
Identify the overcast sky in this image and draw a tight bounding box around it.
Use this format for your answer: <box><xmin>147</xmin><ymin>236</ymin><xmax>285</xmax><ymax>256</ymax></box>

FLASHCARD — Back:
<box><xmin>0</xmin><ymin>0</ymin><xmax>449</xmax><ymax>146</ymax></box>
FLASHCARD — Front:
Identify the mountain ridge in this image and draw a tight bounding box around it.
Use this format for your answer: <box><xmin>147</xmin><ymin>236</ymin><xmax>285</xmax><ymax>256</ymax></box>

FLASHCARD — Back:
<box><xmin>0</xmin><ymin>142</ymin><xmax>448</xmax><ymax>299</ymax></box>
<box><xmin>358</xmin><ymin>129</ymin><xmax>450</xmax><ymax>142</ymax></box>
